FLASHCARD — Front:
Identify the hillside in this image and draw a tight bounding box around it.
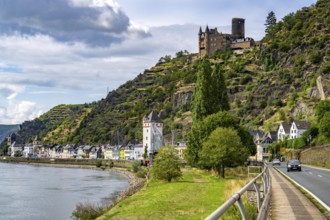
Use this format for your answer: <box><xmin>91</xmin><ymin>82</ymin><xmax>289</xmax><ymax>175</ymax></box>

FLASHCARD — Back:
<box><xmin>0</xmin><ymin>125</ymin><xmax>20</xmax><ymax>142</ymax></box>
<box><xmin>12</xmin><ymin>104</ymin><xmax>91</xmax><ymax>144</ymax></box>
<box><xmin>4</xmin><ymin>0</ymin><xmax>330</xmax><ymax>146</ymax></box>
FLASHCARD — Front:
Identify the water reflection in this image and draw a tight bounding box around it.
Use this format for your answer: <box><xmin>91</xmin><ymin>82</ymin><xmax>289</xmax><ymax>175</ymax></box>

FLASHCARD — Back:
<box><xmin>0</xmin><ymin>162</ymin><xmax>129</xmax><ymax>220</ymax></box>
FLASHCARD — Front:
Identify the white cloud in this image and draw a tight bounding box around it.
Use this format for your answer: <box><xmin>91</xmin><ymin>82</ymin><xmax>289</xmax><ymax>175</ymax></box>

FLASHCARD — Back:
<box><xmin>0</xmin><ymin>100</ymin><xmax>42</xmax><ymax>124</ymax></box>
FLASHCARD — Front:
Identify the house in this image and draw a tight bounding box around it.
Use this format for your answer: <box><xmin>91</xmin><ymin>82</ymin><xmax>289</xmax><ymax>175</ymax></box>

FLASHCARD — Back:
<box><xmin>112</xmin><ymin>145</ymin><xmax>120</xmax><ymax>160</ymax></box>
<box><xmin>277</xmin><ymin>122</ymin><xmax>291</xmax><ymax>141</ymax></box>
<box><xmin>250</xmin><ymin>130</ymin><xmax>277</xmax><ymax>161</ymax></box>
<box><xmin>103</xmin><ymin>145</ymin><xmax>114</xmax><ymax>160</ymax></box>
<box><xmin>82</xmin><ymin>145</ymin><xmax>93</xmax><ymax>158</ymax></box>
<box><xmin>8</xmin><ymin>142</ymin><xmax>23</xmax><ymax>157</ymax></box>
<box><xmin>119</xmin><ymin>145</ymin><xmax>125</xmax><ymax>160</ymax></box>
<box><xmin>249</xmin><ymin>130</ymin><xmax>264</xmax><ymax>145</ymax></box>
<box><xmin>77</xmin><ymin>146</ymin><xmax>85</xmax><ymax>159</ymax></box>
<box><xmin>174</xmin><ymin>142</ymin><xmax>187</xmax><ymax>160</ymax></box>
<box><xmin>89</xmin><ymin>146</ymin><xmax>102</xmax><ymax>159</ymax></box>
<box><xmin>133</xmin><ymin>144</ymin><xmax>144</xmax><ymax>160</ymax></box>
<box><xmin>23</xmin><ymin>143</ymin><xmax>34</xmax><ymax>158</ymax></box>
<box><xmin>290</xmin><ymin>121</ymin><xmax>310</xmax><ymax>139</ymax></box>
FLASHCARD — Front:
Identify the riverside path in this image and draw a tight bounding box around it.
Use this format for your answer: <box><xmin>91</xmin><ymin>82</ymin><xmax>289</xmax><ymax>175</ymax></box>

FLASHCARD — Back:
<box><xmin>269</xmin><ymin>166</ymin><xmax>327</xmax><ymax>220</ymax></box>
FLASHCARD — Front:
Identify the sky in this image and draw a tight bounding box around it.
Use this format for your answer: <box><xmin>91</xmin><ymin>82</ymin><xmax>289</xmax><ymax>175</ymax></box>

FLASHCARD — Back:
<box><xmin>0</xmin><ymin>0</ymin><xmax>316</xmax><ymax>125</ymax></box>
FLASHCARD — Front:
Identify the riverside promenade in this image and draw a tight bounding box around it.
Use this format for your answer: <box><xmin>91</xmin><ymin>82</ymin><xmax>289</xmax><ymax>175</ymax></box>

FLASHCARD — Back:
<box><xmin>269</xmin><ymin>167</ymin><xmax>327</xmax><ymax>220</ymax></box>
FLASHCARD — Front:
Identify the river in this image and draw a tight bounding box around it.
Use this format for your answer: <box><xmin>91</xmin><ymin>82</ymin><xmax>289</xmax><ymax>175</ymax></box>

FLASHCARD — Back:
<box><xmin>0</xmin><ymin>162</ymin><xmax>130</xmax><ymax>220</ymax></box>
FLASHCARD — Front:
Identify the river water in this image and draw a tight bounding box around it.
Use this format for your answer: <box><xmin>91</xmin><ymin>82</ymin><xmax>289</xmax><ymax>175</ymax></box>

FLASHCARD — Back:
<box><xmin>0</xmin><ymin>162</ymin><xmax>129</xmax><ymax>220</ymax></box>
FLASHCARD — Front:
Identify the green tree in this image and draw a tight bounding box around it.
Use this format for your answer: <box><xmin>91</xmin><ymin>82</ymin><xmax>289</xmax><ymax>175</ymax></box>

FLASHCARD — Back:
<box><xmin>316</xmin><ymin>100</ymin><xmax>330</xmax><ymax>122</ymax></box>
<box><xmin>192</xmin><ymin>60</ymin><xmax>230</xmax><ymax>122</ymax></box>
<box><xmin>186</xmin><ymin>111</ymin><xmax>254</xmax><ymax>166</ymax></box>
<box><xmin>14</xmin><ymin>150</ymin><xmax>22</xmax><ymax>157</ymax></box>
<box><xmin>319</xmin><ymin>112</ymin><xmax>330</xmax><ymax>138</ymax></box>
<box><xmin>265</xmin><ymin>11</ymin><xmax>277</xmax><ymax>34</ymax></box>
<box><xmin>152</xmin><ymin>145</ymin><xmax>182</xmax><ymax>182</ymax></box>
<box><xmin>212</xmin><ymin>64</ymin><xmax>230</xmax><ymax>112</ymax></box>
<box><xmin>198</xmin><ymin>127</ymin><xmax>248</xmax><ymax>178</ymax></box>
<box><xmin>192</xmin><ymin>59</ymin><xmax>213</xmax><ymax>121</ymax></box>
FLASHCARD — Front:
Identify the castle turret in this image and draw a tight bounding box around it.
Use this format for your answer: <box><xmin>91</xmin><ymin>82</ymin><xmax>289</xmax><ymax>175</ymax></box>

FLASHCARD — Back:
<box><xmin>199</xmin><ymin>26</ymin><xmax>202</xmax><ymax>36</ymax></box>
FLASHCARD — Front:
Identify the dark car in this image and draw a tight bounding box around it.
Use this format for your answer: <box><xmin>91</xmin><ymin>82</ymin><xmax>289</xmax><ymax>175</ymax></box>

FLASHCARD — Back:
<box><xmin>287</xmin><ymin>159</ymin><xmax>302</xmax><ymax>172</ymax></box>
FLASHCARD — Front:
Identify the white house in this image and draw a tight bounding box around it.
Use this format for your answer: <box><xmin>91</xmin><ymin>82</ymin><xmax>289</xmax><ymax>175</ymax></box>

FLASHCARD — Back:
<box><xmin>9</xmin><ymin>142</ymin><xmax>23</xmax><ymax>157</ymax></box>
<box><xmin>290</xmin><ymin>121</ymin><xmax>310</xmax><ymax>139</ymax></box>
<box><xmin>277</xmin><ymin>122</ymin><xmax>291</xmax><ymax>141</ymax></box>
<box><xmin>174</xmin><ymin>142</ymin><xmax>187</xmax><ymax>160</ymax></box>
<box><xmin>142</xmin><ymin>111</ymin><xmax>163</xmax><ymax>161</ymax></box>
<box><xmin>133</xmin><ymin>144</ymin><xmax>144</xmax><ymax>160</ymax></box>
<box><xmin>23</xmin><ymin>144</ymin><xmax>34</xmax><ymax>158</ymax></box>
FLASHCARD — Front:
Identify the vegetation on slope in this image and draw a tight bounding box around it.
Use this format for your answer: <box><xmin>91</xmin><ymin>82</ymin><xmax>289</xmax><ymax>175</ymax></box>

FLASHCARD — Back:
<box><xmin>13</xmin><ymin>104</ymin><xmax>92</xmax><ymax>144</ymax></box>
<box><xmin>2</xmin><ymin>0</ymin><xmax>329</xmax><ymax>147</ymax></box>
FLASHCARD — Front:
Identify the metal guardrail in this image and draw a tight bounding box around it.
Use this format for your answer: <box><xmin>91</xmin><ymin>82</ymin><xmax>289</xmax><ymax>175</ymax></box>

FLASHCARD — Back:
<box><xmin>205</xmin><ymin>163</ymin><xmax>271</xmax><ymax>220</ymax></box>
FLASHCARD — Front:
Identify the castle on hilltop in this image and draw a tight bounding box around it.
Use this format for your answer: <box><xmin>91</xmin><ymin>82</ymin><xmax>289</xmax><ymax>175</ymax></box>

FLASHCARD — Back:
<box><xmin>198</xmin><ymin>18</ymin><xmax>255</xmax><ymax>57</ymax></box>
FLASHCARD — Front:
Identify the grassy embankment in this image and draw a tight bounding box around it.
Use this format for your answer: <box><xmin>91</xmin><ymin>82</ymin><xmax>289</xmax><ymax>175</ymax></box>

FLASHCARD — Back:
<box><xmin>98</xmin><ymin>167</ymin><xmax>257</xmax><ymax>220</ymax></box>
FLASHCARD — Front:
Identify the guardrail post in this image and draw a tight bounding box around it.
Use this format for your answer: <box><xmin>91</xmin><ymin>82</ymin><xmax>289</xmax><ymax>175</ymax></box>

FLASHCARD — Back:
<box><xmin>235</xmin><ymin>193</ymin><xmax>248</xmax><ymax>220</ymax></box>
<box><xmin>253</xmin><ymin>181</ymin><xmax>261</xmax><ymax>211</ymax></box>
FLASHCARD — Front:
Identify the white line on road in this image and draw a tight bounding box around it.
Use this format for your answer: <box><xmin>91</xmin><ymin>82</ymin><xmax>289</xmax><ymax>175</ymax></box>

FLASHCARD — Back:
<box><xmin>317</xmin><ymin>175</ymin><xmax>323</xmax><ymax>178</ymax></box>
<box><xmin>309</xmin><ymin>172</ymin><xmax>313</xmax><ymax>175</ymax></box>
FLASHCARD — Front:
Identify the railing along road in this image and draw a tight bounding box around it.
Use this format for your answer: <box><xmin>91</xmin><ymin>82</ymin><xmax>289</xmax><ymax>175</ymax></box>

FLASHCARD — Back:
<box><xmin>206</xmin><ymin>162</ymin><xmax>271</xmax><ymax>220</ymax></box>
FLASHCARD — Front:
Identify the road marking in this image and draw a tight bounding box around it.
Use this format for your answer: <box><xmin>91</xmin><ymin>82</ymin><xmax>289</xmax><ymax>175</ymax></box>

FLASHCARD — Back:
<box><xmin>309</xmin><ymin>172</ymin><xmax>313</xmax><ymax>175</ymax></box>
<box><xmin>317</xmin><ymin>175</ymin><xmax>323</xmax><ymax>178</ymax></box>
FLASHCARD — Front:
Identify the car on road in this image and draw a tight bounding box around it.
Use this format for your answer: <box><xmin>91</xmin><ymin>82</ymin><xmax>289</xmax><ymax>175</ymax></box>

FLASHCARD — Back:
<box><xmin>287</xmin><ymin>159</ymin><xmax>302</xmax><ymax>172</ymax></box>
<box><xmin>272</xmin><ymin>159</ymin><xmax>281</xmax><ymax>165</ymax></box>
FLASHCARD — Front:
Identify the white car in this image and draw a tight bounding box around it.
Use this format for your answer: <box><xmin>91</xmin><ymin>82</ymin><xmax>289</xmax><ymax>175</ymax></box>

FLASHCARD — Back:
<box><xmin>272</xmin><ymin>159</ymin><xmax>281</xmax><ymax>166</ymax></box>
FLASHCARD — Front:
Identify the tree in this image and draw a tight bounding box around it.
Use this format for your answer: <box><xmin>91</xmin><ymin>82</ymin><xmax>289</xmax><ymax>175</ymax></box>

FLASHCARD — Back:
<box><xmin>212</xmin><ymin>64</ymin><xmax>230</xmax><ymax>112</ymax></box>
<box><xmin>316</xmin><ymin>100</ymin><xmax>330</xmax><ymax>122</ymax></box>
<box><xmin>198</xmin><ymin>127</ymin><xmax>248</xmax><ymax>178</ymax></box>
<box><xmin>265</xmin><ymin>11</ymin><xmax>277</xmax><ymax>34</ymax></box>
<box><xmin>152</xmin><ymin>145</ymin><xmax>182</xmax><ymax>182</ymax></box>
<box><xmin>186</xmin><ymin>111</ymin><xmax>254</xmax><ymax>166</ymax></box>
<box><xmin>192</xmin><ymin>60</ymin><xmax>230</xmax><ymax>122</ymax></box>
<box><xmin>319</xmin><ymin>112</ymin><xmax>330</xmax><ymax>138</ymax></box>
<box><xmin>192</xmin><ymin>59</ymin><xmax>213</xmax><ymax>121</ymax></box>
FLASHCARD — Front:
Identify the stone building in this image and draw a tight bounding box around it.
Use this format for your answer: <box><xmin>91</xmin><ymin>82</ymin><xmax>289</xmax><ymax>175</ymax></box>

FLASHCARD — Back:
<box><xmin>198</xmin><ymin>18</ymin><xmax>255</xmax><ymax>57</ymax></box>
<box><xmin>142</xmin><ymin>111</ymin><xmax>163</xmax><ymax>162</ymax></box>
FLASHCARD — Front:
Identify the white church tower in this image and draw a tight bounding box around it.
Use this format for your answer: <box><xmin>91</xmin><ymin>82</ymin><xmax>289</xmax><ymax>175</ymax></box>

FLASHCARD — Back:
<box><xmin>142</xmin><ymin>111</ymin><xmax>163</xmax><ymax>161</ymax></box>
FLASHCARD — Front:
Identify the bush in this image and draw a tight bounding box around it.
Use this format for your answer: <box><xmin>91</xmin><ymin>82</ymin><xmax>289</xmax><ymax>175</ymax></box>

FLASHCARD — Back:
<box><xmin>96</xmin><ymin>160</ymin><xmax>102</xmax><ymax>168</ymax></box>
<box><xmin>72</xmin><ymin>202</ymin><xmax>110</xmax><ymax>220</ymax></box>
<box><xmin>132</xmin><ymin>160</ymin><xmax>142</xmax><ymax>173</ymax></box>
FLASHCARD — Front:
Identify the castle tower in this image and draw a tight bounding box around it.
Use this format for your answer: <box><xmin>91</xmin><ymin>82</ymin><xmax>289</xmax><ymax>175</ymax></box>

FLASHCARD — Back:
<box><xmin>204</xmin><ymin>25</ymin><xmax>210</xmax><ymax>56</ymax></box>
<box><xmin>142</xmin><ymin>111</ymin><xmax>163</xmax><ymax>161</ymax></box>
<box><xmin>232</xmin><ymin>18</ymin><xmax>245</xmax><ymax>39</ymax></box>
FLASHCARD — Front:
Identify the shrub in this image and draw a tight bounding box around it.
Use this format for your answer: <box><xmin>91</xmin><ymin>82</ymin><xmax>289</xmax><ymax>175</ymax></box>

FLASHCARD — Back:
<box><xmin>72</xmin><ymin>202</ymin><xmax>110</xmax><ymax>220</ymax></box>
<box><xmin>96</xmin><ymin>160</ymin><xmax>102</xmax><ymax>168</ymax></box>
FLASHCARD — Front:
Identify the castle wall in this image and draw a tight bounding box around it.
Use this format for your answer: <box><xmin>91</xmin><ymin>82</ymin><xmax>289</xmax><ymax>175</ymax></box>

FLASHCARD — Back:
<box><xmin>198</xmin><ymin>17</ymin><xmax>250</xmax><ymax>58</ymax></box>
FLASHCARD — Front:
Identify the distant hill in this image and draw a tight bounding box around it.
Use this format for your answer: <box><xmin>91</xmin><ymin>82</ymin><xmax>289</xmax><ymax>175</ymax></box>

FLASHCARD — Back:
<box><xmin>0</xmin><ymin>125</ymin><xmax>20</xmax><ymax>142</ymax></box>
<box><xmin>4</xmin><ymin>0</ymin><xmax>330</xmax><ymax>146</ymax></box>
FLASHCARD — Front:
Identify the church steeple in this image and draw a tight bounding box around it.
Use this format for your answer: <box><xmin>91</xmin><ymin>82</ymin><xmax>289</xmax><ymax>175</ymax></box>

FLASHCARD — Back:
<box><xmin>199</xmin><ymin>26</ymin><xmax>202</xmax><ymax>35</ymax></box>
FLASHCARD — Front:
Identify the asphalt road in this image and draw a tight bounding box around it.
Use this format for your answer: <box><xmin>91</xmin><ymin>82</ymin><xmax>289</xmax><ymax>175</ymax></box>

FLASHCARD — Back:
<box><xmin>273</xmin><ymin>163</ymin><xmax>330</xmax><ymax>210</ymax></box>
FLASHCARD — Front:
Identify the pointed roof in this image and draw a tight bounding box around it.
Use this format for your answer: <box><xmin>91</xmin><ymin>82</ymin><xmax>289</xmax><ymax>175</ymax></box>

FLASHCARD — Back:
<box><xmin>279</xmin><ymin>122</ymin><xmax>291</xmax><ymax>134</ymax></box>
<box><xmin>199</xmin><ymin>26</ymin><xmax>202</xmax><ymax>35</ymax></box>
<box><xmin>293</xmin><ymin>120</ymin><xmax>310</xmax><ymax>129</ymax></box>
<box><xmin>205</xmin><ymin>25</ymin><xmax>209</xmax><ymax>33</ymax></box>
<box><xmin>143</xmin><ymin>111</ymin><xmax>162</xmax><ymax>123</ymax></box>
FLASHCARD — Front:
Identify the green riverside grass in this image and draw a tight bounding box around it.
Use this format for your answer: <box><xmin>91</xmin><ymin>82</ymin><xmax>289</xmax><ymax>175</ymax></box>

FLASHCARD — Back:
<box><xmin>98</xmin><ymin>167</ymin><xmax>256</xmax><ymax>220</ymax></box>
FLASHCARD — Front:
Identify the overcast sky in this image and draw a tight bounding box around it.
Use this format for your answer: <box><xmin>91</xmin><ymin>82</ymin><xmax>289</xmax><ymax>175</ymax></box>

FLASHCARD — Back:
<box><xmin>0</xmin><ymin>0</ymin><xmax>316</xmax><ymax>124</ymax></box>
